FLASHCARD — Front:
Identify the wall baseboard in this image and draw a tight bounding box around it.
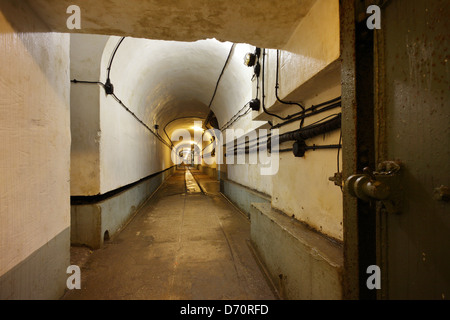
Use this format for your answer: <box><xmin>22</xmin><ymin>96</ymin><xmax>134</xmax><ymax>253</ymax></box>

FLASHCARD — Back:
<box><xmin>71</xmin><ymin>167</ymin><xmax>175</xmax><ymax>249</ymax></box>
<box><xmin>220</xmin><ymin>178</ymin><xmax>271</xmax><ymax>219</ymax></box>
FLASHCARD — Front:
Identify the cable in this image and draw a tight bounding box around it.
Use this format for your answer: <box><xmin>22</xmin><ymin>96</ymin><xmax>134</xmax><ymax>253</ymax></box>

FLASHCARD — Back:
<box><xmin>71</xmin><ymin>77</ymin><xmax>172</xmax><ymax>149</ymax></box>
<box><xmin>204</xmin><ymin>43</ymin><xmax>236</xmax><ymax>129</ymax></box>
<box><xmin>270</xmin><ymin>99</ymin><xmax>342</xmax><ymax>130</ymax></box>
<box><xmin>71</xmin><ymin>37</ymin><xmax>175</xmax><ymax>150</ymax></box>
<box><xmin>275</xmin><ymin>50</ymin><xmax>305</xmax><ymax>126</ymax></box>
<box><xmin>163</xmin><ymin>116</ymin><xmax>206</xmax><ymax>147</ymax></box>
<box><xmin>107</xmin><ymin>37</ymin><xmax>125</xmax><ymax>81</ymax></box>
<box><xmin>220</xmin><ymin>105</ymin><xmax>252</xmax><ymax>131</ymax></box>
<box><xmin>228</xmin><ymin>113</ymin><xmax>341</xmax><ymax>155</ymax></box>
<box><xmin>204</xmin><ymin>43</ymin><xmax>235</xmax><ymax>128</ymax></box>
<box><xmin>230</xmin><ymin>112</ymin><xmax>342</xmax><ymax>153</ymax></box>
<box><xmin>279</xmin><ymin>144</ymin><xmax>342</xmax><ymax>153</ymax></box>
<box><xmin>337</xmin><ymin>130</ymin><xmax>343</xmax><ymax>191</ymax></box>
<box><xmin>105</xmin><ymin>37</ymin><xmax>172</xmax><ymax>149</ymax></box>
<box><xmin>300</xmin><ymin>113</ymin><xmax>342</xmax><ymax>128</ymax></box>
<box><xmin>110</xmin><ymin>93</ymin><xmax>172</xmax><ymax>149</ymax></box>
<box><xmin>259</xmin><ymin>49</ymin><xmax>306</xmax><ymax>122</ymax></box>
<box><xmin>261</xmin><ymin>49</ymin><xmax>289</xmax><ymax>121</ymax></box>
<box><xmin>229</xmin><ymin>101</ymin><xmax>339</xmax><ymax>150</ymax></box>
<box><xmin>310</xmin><ymin>96</ymin><xmax>341</xmax><ymax>110</ymax></box>
<box><xmin>225</xmin><ymin>115</ymin><xmax>341</xmax><ymax>157</ymax></box>
<box><xmin>71</xmin><ymin>79</ymin><xmax>105</xmax><ymax>86</ymax></box>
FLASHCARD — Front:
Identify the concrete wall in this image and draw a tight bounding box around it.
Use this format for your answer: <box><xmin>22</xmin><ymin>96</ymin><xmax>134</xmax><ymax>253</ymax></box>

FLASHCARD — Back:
<box><xmin>226</xmin><ymin>0</ymin><xmax>342</xmax><ymax>242</ymax></box>
<box><xmin>0</xmin><ymin>2</ymin><xmax>70</xmax><ymax>299</ymax></box>
<box><xmin>71</xmin><ymin>35</ymin><xmax>175</xmax><ymax>197</ymax></box>
<box><xmin>71</xmin><ymin>167</ymin><xmax>175</xmax><ymax>249</ymax></box>
<box><xmin>69</xmin><ymin>35</ymin><xmax>176</xmax><ymax>251</ymax></box>
<box><xmin>99</xmin><ymin>37</ymin><xmax>174</xmax><ymax>194</ymax></box>
<box><xmin>221</xmin><ymin>179</ymin><xmax>271</xmax><ymax>219</ymax></box>
<box><xmin>250</xmin><ymin>203</ymin><xmax>343</xmax><ymax>299</ymax></box>
<box><xmin>70</xmin><ymin>34</ymin><xmax>109</xmax><ymax>196</ymax></box>
<box><xmin>221</xmin><ymin>0</ymin><xmax>344</xmax><ymax>299</ymax></box>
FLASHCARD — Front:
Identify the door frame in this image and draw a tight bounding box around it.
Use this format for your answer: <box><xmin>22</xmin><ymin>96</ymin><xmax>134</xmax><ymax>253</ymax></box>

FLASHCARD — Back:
<box><xmin>340</xmin><ymin>0</ymin><xmax>379</xmax><ymax>300</ymax></box>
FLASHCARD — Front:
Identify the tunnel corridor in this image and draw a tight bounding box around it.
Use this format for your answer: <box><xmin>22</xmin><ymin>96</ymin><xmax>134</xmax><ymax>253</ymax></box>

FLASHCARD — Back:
<box><xmin>1</xmin><ymin>0</ymin><xmax>449</xmax><ymax>303</ymax></box>
<box><xmin>64</xmin><ymin>167</ymin><xmax>276</xmax><ymax>300</ymax></box>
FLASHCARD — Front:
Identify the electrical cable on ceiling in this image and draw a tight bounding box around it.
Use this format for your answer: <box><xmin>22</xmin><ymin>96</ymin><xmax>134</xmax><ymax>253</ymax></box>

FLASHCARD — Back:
<box><xmin>107</xmin><ymin>37</ymin><xmax>126</xmax><ymax>81</ymax></box>
<box><xmin>204</xmin><ymin>43</ymin><xmax>236</xmax><ymax>128</ymax></box>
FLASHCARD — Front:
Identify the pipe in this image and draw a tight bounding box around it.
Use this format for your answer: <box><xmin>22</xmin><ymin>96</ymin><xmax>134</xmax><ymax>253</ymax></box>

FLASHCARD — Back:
<box><xmin>271</xmin><ymin>100</ymin><xmax>341</xmax><ymax>130</ymax></box>
<box><xmin>226</xmin><ymin>114</ymin><xmax>341</xmax><ymax>156</ymax></box>
<box><xmin>275</xmin><ymin>113</ymin><xmax>342</xmax><ymax>145</ymax></box>
<box><xmin>261</xmin><ymin>49</ymin><xmax>291</xmax><ymax>121</ymax></box>
<box><xmin>275</xmin><ymin>50</ymin><xmax>305</xmax><ymax>119</ymax></box>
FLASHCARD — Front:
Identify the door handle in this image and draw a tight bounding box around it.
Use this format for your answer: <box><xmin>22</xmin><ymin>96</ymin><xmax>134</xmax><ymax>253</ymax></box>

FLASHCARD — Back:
<box><xmin>345</xmin><ymin>161</ymin><xmax>403</xmax><ymax>214</ymax></box>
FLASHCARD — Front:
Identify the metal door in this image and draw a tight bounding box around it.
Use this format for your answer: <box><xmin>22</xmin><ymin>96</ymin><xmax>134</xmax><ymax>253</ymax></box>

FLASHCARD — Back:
<box><xmin>375</xmin><ymin>0</ymin><xmax>450</xmax><ymax>300</ymax></box>
<box><xmin>341</xmin><ymin>0</ymin><xmax>450</xmax><ymax>300</ymax></box>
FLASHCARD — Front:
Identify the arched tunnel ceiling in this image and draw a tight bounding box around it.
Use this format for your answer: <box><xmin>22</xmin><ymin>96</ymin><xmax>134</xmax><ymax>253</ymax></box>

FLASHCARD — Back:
<box><xmin>1</xmin><ymin>0</ymin><xmax>322</xmax><ymax>145</ymax></box>
<box><xmin>164</xmin><ymin>117</ymin><xmax>205</xmax><ymax>146</ymax></box>
<box><xmin>22</xmin><ymin>0</ymin><xmax>317</xmax><ymax>49</ymax></box>
<box><xmin>101</xmin><ymin>37</ymin><xmax>254</xmax><ymax>138</ymax></box>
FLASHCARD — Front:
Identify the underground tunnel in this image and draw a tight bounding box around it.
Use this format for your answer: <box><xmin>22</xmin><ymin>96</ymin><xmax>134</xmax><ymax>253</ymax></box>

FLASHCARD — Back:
<box><xmin>0</xmin><ymin>0</ymin><xmax>449</xmax><ymax>303</ymax></box>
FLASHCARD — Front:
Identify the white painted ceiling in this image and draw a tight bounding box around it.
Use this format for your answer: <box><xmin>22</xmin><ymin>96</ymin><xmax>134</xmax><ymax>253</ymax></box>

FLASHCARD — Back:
<box><xmin>100</xmin><ymin>37</ymin><xmax>255</xmax><ymax>137</ymax></box>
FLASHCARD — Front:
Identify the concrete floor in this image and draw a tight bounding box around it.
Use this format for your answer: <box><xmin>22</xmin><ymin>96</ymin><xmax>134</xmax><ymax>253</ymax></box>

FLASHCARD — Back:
<box><xmin>63</xmin><ymin>167</ymin><xmax>277</xmax><ymax>300</ymax></box>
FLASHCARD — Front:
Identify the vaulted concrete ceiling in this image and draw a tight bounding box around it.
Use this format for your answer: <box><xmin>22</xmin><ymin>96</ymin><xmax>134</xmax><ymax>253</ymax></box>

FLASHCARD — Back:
<box><xmin>20</xmin><ymin>0</ymin><xmax>316</xmax><ymax>49</ymax></box>
<box><xmin>1</xmin><ymin>0</ymin><xmax>320</xmax><ymax>144</ymax></box>
<box><xmin>101</xmin><ymin>37</ymin><xmax>254</xmax><ymax>134</ymax></box>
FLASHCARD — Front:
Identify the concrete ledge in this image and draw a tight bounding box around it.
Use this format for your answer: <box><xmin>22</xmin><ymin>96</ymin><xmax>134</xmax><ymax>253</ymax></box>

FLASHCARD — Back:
<box><xmin>220</xmin><ymin>178</ymin><xmax>271</xmax><ymax>218</ymax></box>
<box><xmin>250</xmin><ymin>203</ymin><xmax>343</xmax><ymax>300</ymax></box>
<box><xmin>71</xmin><ymin>167</ymin><xmax>174</xmax><ymax>249</ymax></box>
<box><xmin>0</xmin><ymin>227</ymin><xmax>70</xmax><ymax>300</ymax></box>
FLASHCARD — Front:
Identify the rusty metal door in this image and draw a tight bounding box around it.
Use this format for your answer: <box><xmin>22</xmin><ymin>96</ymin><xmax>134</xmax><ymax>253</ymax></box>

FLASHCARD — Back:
<box><xmin>341</xmin><ymin>0</ymin><xmax>450</xmax><ymax>300</ymax></box>
<box><xmin>374</xmin><ymin>0</ymin><xmax>450</xmax><ymax>300</ymax></box>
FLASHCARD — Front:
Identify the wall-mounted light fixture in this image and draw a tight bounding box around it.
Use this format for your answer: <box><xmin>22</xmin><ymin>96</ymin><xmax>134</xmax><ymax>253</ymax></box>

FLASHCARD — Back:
<box><xmin>244</xmin><ymin>52</ymin><xmax>257</xmax><ymax>67</ymax></box>
<box><xmin>244</xmin><ymin>47</ymin><xmax>262</xmax><ymax>67</ymax></box>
